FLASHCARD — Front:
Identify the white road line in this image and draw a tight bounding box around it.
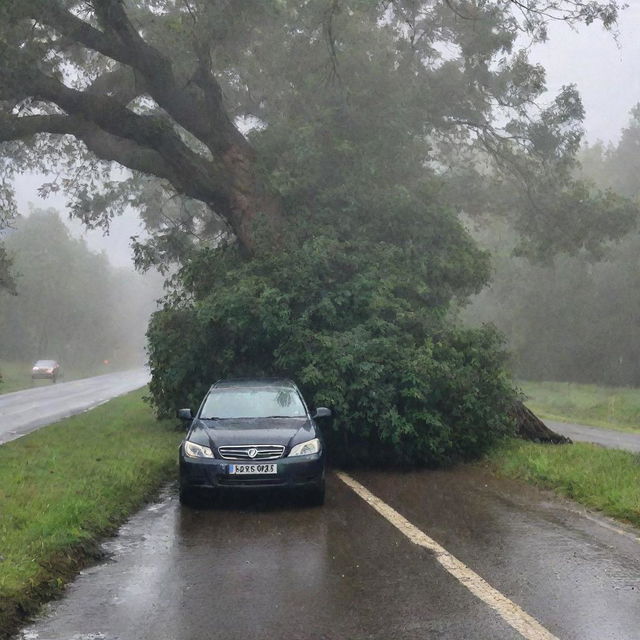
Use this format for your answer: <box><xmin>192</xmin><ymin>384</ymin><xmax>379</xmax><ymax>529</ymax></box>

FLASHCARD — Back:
<box><xmin>337</xmin><ymin>472</ymin><xmax>560</xmax><ymax>640</ymax></box>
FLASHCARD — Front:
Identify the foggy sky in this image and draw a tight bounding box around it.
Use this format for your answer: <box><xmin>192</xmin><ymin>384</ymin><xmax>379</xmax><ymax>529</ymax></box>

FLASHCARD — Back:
<box><xmin>13</xmin><ymin>173</ymin><xmax>144</xmax><ymax>268</ymax></box>
<box><xmin>531</xmin><ymin>3</ymin><xmax>640</xmax><ymax>145</ymax></box>
<box><xmin>13</xmin><ymin>4</ymin><xmax>640</xmax><ymax>262</ymax></box>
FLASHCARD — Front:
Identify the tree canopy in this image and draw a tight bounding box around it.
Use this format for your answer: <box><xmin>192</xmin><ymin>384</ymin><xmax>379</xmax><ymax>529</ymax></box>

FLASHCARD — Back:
<box><xmin>0</xmin><ymin>0</ymin><xmax>632</xmax><ymax>261</ymax></box>
<box><xmin>0</xmin><ymin>0</ymin><xmax>634</xmax><ymax>464</ymax></box>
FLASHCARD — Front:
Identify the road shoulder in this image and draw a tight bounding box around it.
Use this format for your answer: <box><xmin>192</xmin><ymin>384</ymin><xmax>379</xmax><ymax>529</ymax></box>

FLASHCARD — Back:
<box><xmin>545</xmin><ymin>419</ymin><xmax>640</xmax><ymax>452</ymax></box>
<box><xmin>0</xmin><ymin>390</ymin><xmax>179</xmax><ymax>640</ymax></box>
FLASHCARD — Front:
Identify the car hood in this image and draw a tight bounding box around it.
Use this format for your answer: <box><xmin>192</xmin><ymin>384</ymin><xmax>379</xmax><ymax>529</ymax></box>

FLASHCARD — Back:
<box><xmin>188</xmin><ymin>417</ymin><xmax>315</xmax><ymax>449</ymax></box>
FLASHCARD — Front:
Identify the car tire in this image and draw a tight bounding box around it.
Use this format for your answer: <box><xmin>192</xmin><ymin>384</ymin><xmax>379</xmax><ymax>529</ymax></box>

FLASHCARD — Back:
<box><xmin>179</xmin><ymin>484</ymin><xmax>199</xmax><ymax>507</ymax></box>
<box><xmin>306</xmin><ymin>481</ymin><xmax>325</xmax><ymax>507</ymax></box>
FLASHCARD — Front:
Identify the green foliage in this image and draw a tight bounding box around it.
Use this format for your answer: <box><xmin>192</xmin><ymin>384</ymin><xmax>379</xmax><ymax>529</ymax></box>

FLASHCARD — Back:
<box><xmin>148</xmin><ymin>205</ymin><xmax>516</xmax><ymax>466</ymax></box>
<box><xmin>140</xmin><ymin>0</ymin><xmax>532</xmax><ymax>466</ymax></box>
<box><xmin>0</xmin><ymin>209</ymin><xmax>109</xmax><ymax>368</ymax></box>
<box><xmin>234</xmin><ymin>2</ymin><xmax>635</xmax><ymax>262</ymax></box>
<box><xmin>0</xmin><ymin>241</ymin><xmax>14</xmax><ymax>294</ymax></box>
<box><xmin>4</xmin><ymin>0</ymin><xmax>626</xmax><ymax>463</ymax></box>
<box><xmin>0</xmin><ymin>201</ymin><xmax>16</xmax><ymax>295</ymax></box>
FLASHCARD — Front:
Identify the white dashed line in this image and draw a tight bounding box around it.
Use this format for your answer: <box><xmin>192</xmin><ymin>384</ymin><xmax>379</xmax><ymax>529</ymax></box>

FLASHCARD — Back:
<box><xmin>337</xmin><ymin>471</ymin><xmax>560</xmax><ymax>640</ymax></box>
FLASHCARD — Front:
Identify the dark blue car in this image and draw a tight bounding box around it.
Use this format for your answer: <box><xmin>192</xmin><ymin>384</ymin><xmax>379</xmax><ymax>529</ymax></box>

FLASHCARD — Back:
<box><xmin>178</xmin><ymin>378</ymin><xmax>330</xmax><ymax>506</ymax></box>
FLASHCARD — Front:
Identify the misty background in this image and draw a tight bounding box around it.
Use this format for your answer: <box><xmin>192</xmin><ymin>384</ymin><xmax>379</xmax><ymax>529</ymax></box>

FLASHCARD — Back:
<box><xmin>0</xmin><ymin>208</ymin><xmax>162</xmax><ymax>373</ymax></box>
<box><xmin>3</xmin><ymin>4</ymin><xmax>640</xmax><ymax>384</ymax></box>
<box><xmin>461</xmin><ymin>6</ymin><xmax>640</xmax><ymax>386</ymax></box>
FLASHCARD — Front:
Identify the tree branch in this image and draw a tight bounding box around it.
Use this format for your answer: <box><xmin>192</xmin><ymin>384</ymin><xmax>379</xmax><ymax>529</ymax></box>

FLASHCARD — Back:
<box><xmin>0</xmin><ymin>57</ymin><xmax>228</xmax><ymax>190</ymax></box>
<box><xmin>97</xmin><ymin>0</ymin><xmax>251</xmax><ymax>154</ymax></box>
<box><xmin>92</xmin><ymin>0</ymin><xmax>172</xmax><ymax>81</ymax></box>
<box><xmin>25</xmin><ymin>0</ymin><xmax>134</xmax><ymax>65</ymax></box>
<box><xmin>0</xmin><ymin>113</ymin><xmax>76</xmax><ymax>141</ymax></box>
<box><xmin>2</xmin><ymin>0</ymin><xmax>281</xmax><ymax>252</ymax></box>
<box><xmin>87</xmin><ymin>66</ymin><xmax>143</xmax><ymax>106</ymax></box>
<box><xmin>38</xmin><ymin>0</ymin><xmax>250</xmax><ymax>156</ymax></box>
<box><xmin>0</xmin><ymin>112</ymin><xmax>175</xmax><ymax>182</ymax></box>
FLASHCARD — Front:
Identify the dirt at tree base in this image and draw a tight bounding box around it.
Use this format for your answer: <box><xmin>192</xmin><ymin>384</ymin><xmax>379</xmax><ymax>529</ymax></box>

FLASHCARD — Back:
<box><xmin>511</xmin><ymin>401</ymin><xmax>572</xmax><ymax>444</ymax></box>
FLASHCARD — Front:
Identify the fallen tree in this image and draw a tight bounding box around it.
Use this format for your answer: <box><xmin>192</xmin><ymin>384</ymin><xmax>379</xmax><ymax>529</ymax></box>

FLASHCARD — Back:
<box><xmin>1</xmin><ymin>1</ymin><xmax>627</xmax><ymax>464</ymax></box>
<box><xmin>511</xmin><ymin>402</ymin><xmax>572</xmax><ymax>444</ymax></box>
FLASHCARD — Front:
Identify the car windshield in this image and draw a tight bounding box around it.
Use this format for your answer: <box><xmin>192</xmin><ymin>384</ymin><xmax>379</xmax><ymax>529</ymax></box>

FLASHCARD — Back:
<box><xmin>200</xmin><ymin>386</ymin><xmax>306</xmax><ymax>419</ymax></box>
<box><xmin>34</xmin><ymin>360</ymin><xmax>56</xmax><ymax>367</ymax></box>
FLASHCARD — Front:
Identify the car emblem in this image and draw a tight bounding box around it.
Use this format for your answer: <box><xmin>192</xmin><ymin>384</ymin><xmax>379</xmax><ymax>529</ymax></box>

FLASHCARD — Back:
<box><xmin>248</xmin><ymin>448</ymin><xmax>258</xmax><ymax>458</ymax></box>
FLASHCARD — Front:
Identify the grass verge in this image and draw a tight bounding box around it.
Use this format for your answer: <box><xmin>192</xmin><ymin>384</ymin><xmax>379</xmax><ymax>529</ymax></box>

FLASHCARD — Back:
<box><xmin>0</xmin><ymin>389</ymin><xmax>181</xmax><ymax>639</ymax></box>
<box><xmin>486</xmin><ymin>438</ymin><xmax>640</xmax><ymax>528</ymax></box>
<box><xmin>520</xmin><ymin>380</ymin><xmax>640</xmax><ymax>433</ymax></box>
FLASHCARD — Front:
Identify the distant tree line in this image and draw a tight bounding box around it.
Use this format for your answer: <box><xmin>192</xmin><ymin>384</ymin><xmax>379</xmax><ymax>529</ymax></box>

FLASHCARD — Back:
<box><xmin>467</xmin><ymin>107</ymin><xmax>640</xmax><ymax>386</ymax></box>
<box><xmin>0</xmin><ymin>209</ymin><xmax>159</xmax><ymax>373</ymax></box>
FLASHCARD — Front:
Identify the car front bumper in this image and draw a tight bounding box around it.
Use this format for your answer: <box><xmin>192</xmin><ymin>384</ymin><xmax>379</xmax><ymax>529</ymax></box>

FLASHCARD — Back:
<box><xmin>179</xmin><ymin>452</ymin><xmax>325</xmax><ymax>491</ymax></box>
<box><xmin>31</xmin><ymin>372</ymin><xmax>55</xmax><ymax>379</ymax></box>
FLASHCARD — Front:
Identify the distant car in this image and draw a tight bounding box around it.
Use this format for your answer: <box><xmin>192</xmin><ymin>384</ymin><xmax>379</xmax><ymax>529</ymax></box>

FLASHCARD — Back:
<box><xmin>31</xmin><ymin>360</ymin><xmax>61</xmax><ymax>383</ymax></box>
<box><xmin>178</xmin><ymin>378</ymin><xmax>331</xmax><ymax>507</ymax></box>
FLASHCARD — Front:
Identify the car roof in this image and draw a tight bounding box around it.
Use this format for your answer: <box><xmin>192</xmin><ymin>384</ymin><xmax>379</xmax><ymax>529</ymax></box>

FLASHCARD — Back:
<box><xmin>210</xmin><ymin>378</ymin><xmax>296</xmax><ymax>390</ymax></box>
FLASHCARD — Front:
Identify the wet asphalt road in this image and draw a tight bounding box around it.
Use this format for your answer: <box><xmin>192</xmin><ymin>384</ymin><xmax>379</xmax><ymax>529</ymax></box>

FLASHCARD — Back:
<box><xmin>545</xmin><ymin>420</ymin><xmax>640</xmax><ymax>453</ymax></box>
<box><xmin>16</xmin><ymin>468</ymin><xmax>640</xmax><ymax>640</ymax></box>
<box><xmin>0</xmin><ymin>369</ymin><xmax>149</xmax><ymax>445</ymax></box>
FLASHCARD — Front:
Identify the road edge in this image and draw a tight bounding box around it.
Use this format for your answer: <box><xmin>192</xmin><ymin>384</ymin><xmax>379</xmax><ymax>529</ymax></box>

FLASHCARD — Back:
<box><xmin>0</xmin><ymin>391</ymin><xmax>179</xmax><ymax>640</ymax></box>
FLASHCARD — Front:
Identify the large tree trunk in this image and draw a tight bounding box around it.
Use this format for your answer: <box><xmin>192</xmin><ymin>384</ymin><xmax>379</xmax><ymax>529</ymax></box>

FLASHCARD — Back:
<box><xmin>0</xmin><ymin>0</ymin><xmax>284</xmax><ymax>256</ymax></box>
<box><xmin>221</xmin><ymin>143</ymin><xmax>283</xmax><ymax>253</ymax></box>
<box><xmin>510</xmin><ymin>401</ymin><xmax>571</xmax><ymax>444</ymax></box>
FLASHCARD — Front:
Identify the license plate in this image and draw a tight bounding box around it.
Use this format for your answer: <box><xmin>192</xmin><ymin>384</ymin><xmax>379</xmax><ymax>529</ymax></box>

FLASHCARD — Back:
<box><xmin>228</xmin><ymin>463</ymin><xmax>277</xmax><ymax>475</ymax></box>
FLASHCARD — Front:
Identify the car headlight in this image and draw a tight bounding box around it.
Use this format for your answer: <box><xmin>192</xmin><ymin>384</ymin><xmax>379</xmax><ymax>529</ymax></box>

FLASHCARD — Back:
<box><xmin>184</xmin><ymin>441</ymin><xmax>214</xmax><ymax>459</ymax></box>
<box><xmin>289</xmin><ymin>438</ymin><xmax>321</xmax><ymax>457</ymax></box>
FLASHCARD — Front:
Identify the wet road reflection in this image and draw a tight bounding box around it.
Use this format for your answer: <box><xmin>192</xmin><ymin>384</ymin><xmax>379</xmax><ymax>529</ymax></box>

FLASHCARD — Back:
<box><xmin>17</xmin><ymin>479</ymin><xmax>518</xmax><ymax>640</ymax></box>
<box><xmin>353</xmin><ymin>467</ymin><xmax>640</xmax><ymax>640</ymax></box>
<box><xmin>15</xmin><ymin>468</ymin><xmax>640</xmax><ymax>640</ymax></box>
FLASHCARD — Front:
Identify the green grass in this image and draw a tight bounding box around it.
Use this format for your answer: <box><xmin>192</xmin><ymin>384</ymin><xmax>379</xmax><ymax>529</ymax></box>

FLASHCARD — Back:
<box><xmin>487</xmin><ymin>439</ymin><xmax>640</xmax><ymax>528</ymax></box>
<box><xmin>520</xmin><ymin>380</ymin><xmax>640</xmax><ymax>433</ymax></box>
<box><xmin>0</xmin><ymin>389</ymin><xmax>181</xmax><ymax>638</ymax></box>
<box><xmin>0</xmin><ymin>360</ymin><xmax>122</xmax><ymax>394</ymax></box>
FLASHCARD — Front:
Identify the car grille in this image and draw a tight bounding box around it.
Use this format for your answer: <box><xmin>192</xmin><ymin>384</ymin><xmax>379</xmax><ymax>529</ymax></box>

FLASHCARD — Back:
<box><xmin>218</xmin><ymin>477</ymin><xmax>285</xmax><ymax>486</ymax></box>
<box><xmin>217</xmin><ymin>445</ymin><xmax>285</xmax><ymax>461</ymax></box>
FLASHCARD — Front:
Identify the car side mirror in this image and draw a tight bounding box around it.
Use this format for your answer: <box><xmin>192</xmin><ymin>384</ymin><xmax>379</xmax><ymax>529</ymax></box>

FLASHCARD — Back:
<box><xmin>177</xmin><ymin>408</ymin><xmax>193</xmax><ymax>421</ymax></box>
<box><xmin>313</xmin><ymin>407</ymin><xmax>332</xmax><ymax>419</ymax></box>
